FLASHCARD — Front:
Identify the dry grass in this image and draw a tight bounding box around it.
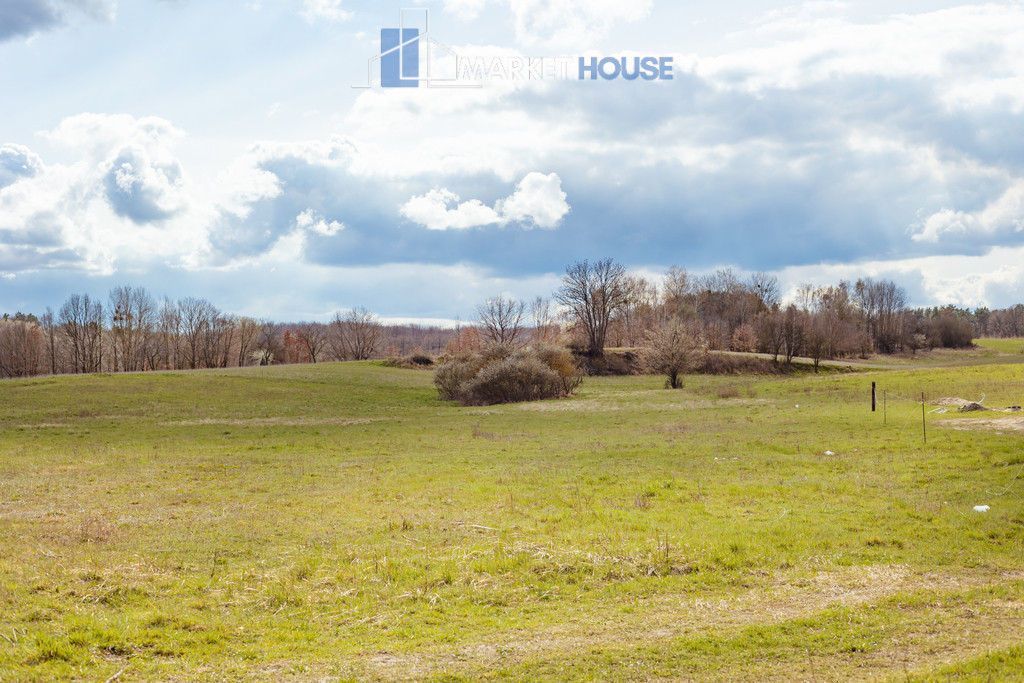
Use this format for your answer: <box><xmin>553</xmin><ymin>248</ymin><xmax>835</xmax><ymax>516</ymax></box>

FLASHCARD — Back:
<box><xmin>338</xmin><ymin>566</ymin><xmax>1024</xmax><ymax>681</ymax></box>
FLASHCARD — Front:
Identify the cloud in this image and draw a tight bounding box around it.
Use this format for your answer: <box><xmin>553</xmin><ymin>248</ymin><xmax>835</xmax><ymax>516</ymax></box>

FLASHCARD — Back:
<box><xmin>0</xmin><ymin>0</ymin><xmax>113</xmax><ymax>42</ymax></box>
<box><xmin>295</xmin><ymin>208</ymin><xmax>344</xmax><ymax>236</ymax></box>
<box><xmin>0</xmin><ymin>144</ymin><xmax>43</xmax><ymax>189</ymax></box>
<box><xmin>401</xmin><ymin>172</ymin><xmax>569</xmax><ymax>231</ymax></box>
<box><xmin>508</xmin><ymin>0</ymin><xmax>653</xmax><ymax>47</ymax></box>
<box><xmin>913</xmin><ymin>179</ymin><xmax>1024</xmax><ymax>244</ymax></box>
<box><xmin>301</xmin><ymin>0</ymin><xmax>350</xmax><ymax>23</ymax></box>
<box><xmin>698</xmin><ymin>3</ymin><xmax>1024</xmax><ymax>102</ymax></box>
<box><xmin>0</xmin><ymin>114</ymin><xmax>207</xmax><ymax>276</ymax></box>
<box><xmin>103</xmin><ymin>148</ymin><xmax>185</xmax><ymax>224</ymax></box>
<box><xmin>45</xmin><ymin>114</ymin><xmax>189</xmax><ymax>225</ymax></box>
<box><xmin>495</xmin><ymin>172</ymin><xmax>570</xmax><ymax>228</ymax></box>
<box><xmin>400</xmin><ymin>189</ymin><xmax>503</xmax><ymax>231</ymax></box>
<box><xmin>444</xmin><ymin>0</ymin><xmax>492</xmax><ymax>21</ymax></box>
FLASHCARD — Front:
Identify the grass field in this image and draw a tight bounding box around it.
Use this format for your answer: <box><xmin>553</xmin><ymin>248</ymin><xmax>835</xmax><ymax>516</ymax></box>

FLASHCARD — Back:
<box><xmin>1</xmin><ymin>355</ymin><xmax>1024</xmax><ymax>680</ymax></box>
<box><xmin>976</xmin><ymin>338</ymin><xmax>1024</xmax><ymax>356</ymax></box>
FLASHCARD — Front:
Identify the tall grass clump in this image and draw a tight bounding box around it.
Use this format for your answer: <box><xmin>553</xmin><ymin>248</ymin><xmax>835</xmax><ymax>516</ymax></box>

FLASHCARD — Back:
<box><xmin>434</xmin><ymin>343</ymin><xmax>583</xmax><ymax>406</ymax></box>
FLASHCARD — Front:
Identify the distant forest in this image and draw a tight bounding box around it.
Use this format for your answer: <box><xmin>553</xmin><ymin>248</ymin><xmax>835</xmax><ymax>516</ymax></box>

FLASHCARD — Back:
<box><xmin>2</xmin><ymin>264</ymin><xmax>1023</xmax><ymax>379</ymax></box>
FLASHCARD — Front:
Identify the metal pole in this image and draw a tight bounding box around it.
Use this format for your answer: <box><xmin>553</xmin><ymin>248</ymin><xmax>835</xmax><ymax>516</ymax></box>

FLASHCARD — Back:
<box><xmin>872</xmin><ymin>382</ymin><xmax>876</xmax><ymax>412</ymax></box>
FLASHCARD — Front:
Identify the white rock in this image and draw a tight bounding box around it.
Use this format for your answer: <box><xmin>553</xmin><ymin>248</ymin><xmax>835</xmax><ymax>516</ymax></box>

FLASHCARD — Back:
<box><xmin>974</xmin><ymin>505</ymin><xmax>990</xmax><ymax>513</ymax></box>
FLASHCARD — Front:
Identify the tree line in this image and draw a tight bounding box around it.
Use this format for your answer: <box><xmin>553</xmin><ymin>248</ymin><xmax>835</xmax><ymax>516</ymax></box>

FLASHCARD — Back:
<box><xmin>2</xmin><ymin>266</ymin><xmax>1023</xmax><ymax>379</ymax></box>
<box><xmin>0</xmin><ymin>287</ymin><xmax>409</xmax><ymax>379</ymax></box>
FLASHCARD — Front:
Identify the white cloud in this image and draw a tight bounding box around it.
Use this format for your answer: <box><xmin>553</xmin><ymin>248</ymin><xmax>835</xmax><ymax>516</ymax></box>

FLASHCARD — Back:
<box><xmin>495</xmin><ymin>171</ymin><xmax>569</xmax><ymax>228</ymax></box>
<box><xmin>301</xmin><ymin>0</ymin><xmax>350</xmax><ymax>23</ymax></box>
<box><xmin>913</xmin><ymin>179</ymin><xmax>1024</xmax><ymax>243</ymax></box>
<box><xmin>0</xmin><ymin>114</ymin><xmax>209</xmax><ymax>275</ymax></box>
<box><xmin>698</xmin><ymin>3</ymin><xmax>1024</xmax><ymax>103</ymax></box>
<box><xmin>0</xmin><ymin>143</ymin><xmax>43</xmax><ymax>189</ymax></box>
<box><xmin>401</xmin><ymin>172</ymin><xmax>569</xmax><ymax>231</ymax></box>
<box><xmin>508</xmin><ymin>0</ymin><xmax>653</xmax><ymax>47</ymax></box>
<box><xmin>444</xmin><ymin>0</ymin><xmax>492</xmax><ymax>21</ymax></box>
<box><xmin>400</xmin><ymin>188</ymin><xmax>503</xmax><ymax>231</ymax></box>
<box><xmin>296</xmin><ymin>208</ymin><xmax>345</xmax><ymax>236</ymax></box>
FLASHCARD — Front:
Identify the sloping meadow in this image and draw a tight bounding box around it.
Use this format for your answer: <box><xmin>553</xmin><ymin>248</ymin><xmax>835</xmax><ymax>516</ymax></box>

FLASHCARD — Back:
<box><xmin>0</xmin><ymin>361</ymin><xmax>1022</xmax><ymax>680</ymax></box>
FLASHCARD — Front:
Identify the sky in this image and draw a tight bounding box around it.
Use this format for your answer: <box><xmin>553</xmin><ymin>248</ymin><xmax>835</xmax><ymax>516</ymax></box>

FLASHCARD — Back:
<box><xmin>2</xmin><ymin>0</ymin><xmax>1024</xmax><ymax>323</ymax></box>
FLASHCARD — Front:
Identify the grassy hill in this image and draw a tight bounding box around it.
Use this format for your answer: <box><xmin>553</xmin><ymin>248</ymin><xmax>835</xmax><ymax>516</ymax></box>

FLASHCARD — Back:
<box><xmin>1</xmin><ymin>358</ymin><xmax>1023</xmax><ymax>680</ymax></box>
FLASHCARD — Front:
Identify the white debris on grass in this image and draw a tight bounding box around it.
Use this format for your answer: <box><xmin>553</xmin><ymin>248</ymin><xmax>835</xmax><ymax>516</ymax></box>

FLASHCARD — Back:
<box><xmin>974</xmin><ymin>505</ymin><xmax>990</xmax><ymax>513</ymax></box>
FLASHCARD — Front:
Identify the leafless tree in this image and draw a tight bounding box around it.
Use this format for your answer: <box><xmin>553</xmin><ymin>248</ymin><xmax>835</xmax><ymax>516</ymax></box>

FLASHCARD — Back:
<box><xmin>157</xmin><ymin>298</ymin><xmax>182</xmax><ymax>369</ymax></box>
<box><xmin>477</xmin><ymin>295</ymin><xmax>526</xmax><ymax>346</ymax></box>
<box><xmin>0</xmin><ymin>319</ymin><xmax>44</xmax><ymax>378</ymax></box>
<box><xmin>755</xmin><ymin>310</ymin><xmax>786</xmax><ymax>361</ymax></box>
<box><xmin>332</xmin><ymin>307</ymin><xmax>383</xmax><ymax>361</ymax></box>
<box><xmin>642</xmin><ymin>319</ymin><xmax>705</xmax><ymax>389</ymax></box>
<box><xmin>616</xmin><ymin>275</ymin><xmax>658</xmax><ymax>347</ymax></box>
<box><xmin>530</xmin><ymin>296</ymin><xmax>558</xmax><ymax>344</ymax></box>
<box><xmin>235</xmin><ymin>317</ymin><xmax>260</xmax><ymax>367</ymax></box>
<box><xmin>855</xmin><ymin>278</ymin><xmax>908</xmax><ymax>353</ymax></box>
<box><xmin>40</xmin><ymin>308</ymin><xmax>60</xmax><ymax>375</ymax></box>
<box><xmin>749</xmin><ymin>272</ymin><xmax>780</xmax><ymax>311</ymax></box>
<box><xmin>178</xmin><ymin>297</ymin><xmax>218</xmax><ymax>369</ymax></box>
<box><xmin>58</xmin><ymin>293</ymin><xmax>103</xmax><ymax>373</ymax></box>
<box><xmin>781</xmin><ymin>304</ymin><xmax>804</xmax><ymax>363</ymax></box>
<box><xmin>257</xmin><ymin>320</ymin><xmax>283</xmax><ymax>365</ymax></box>
<box><xmin>555</xmin><ymin>258</ymin><xmax>628</xmax><ymax>359</ymax></box>
<box><xmin>200</xmin><ymin>314</ymin><xmax>235</xmax><ymax>368</ymax></box>
<box><xmin>294</xmin><ymin>322</ymin><xmax>330</xmax><ymax>363</ymax></box>
<box><xmin>108</xmin><ymin>285</ymin><xmax>157</xmax><ymax>372</ymax></box>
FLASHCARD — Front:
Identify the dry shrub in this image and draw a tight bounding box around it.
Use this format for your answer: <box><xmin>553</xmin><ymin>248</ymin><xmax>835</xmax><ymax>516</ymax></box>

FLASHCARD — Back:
<box><xmin>434</xmin><ymin>343</ymin><xmax>583</xmax><ymax>406</ymax></box>
<box><xmin>382</xmin><ymin>353</ymin><xmax>436</xmax><ymax>369</ymax></box>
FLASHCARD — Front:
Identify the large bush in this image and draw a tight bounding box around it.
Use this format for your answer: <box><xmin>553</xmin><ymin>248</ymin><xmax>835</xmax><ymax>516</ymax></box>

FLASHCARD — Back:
<box><xmin>642</xmin><ymin>320</ymin><xmax>706</xmax><ymax>389</ymax></box>
<box><xmin>434</xmin><ymin>343</ymin><xmax>583</xmax><ymax>406</ymax></box>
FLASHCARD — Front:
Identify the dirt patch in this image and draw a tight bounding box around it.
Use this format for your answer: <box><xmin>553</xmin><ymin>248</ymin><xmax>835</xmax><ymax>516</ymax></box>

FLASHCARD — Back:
<box><xmin>937</xmin><ymin>415</ymin><xmax>1024</xmax><ymax>433</ymax></box>
<box><xmin>931</xmin><ymin>397</ymin><xmax>981</xmax><ymax>407</ymax></box>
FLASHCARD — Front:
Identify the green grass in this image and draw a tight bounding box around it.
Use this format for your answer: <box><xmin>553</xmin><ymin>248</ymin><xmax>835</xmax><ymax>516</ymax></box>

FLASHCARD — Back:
<box><xmin>975</xmin><ymin>337</ymin><xmax>1024</xmax><ymax>355</ymax></box>
<box><xmin>1</xmin><ymin>359</ymin><xmax>1023</xmax><ymax>680</ymax></box>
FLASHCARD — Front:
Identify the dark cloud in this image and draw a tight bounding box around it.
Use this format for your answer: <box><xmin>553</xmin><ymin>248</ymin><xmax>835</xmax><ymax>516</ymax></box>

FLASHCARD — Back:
<box><xmin>102</xmin><ymin>148</ymin><xmax>183</xmax><ymax>224</ymax></box>
<box><xmin>0</xmin><ymin>0</ymin><xmax>110</xmax><ymax>42</ymax></box>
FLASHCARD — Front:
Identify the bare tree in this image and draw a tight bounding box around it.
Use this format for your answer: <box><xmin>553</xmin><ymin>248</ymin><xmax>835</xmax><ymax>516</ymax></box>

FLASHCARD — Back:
<box><xmin>58</xmin><ymin>293</ymin><xmax>103</xmax><ymax>373</ymax></box>
<box><xmin>555</xmin><ymin>258</ymin><xmax>628</xmax><ymax>359</ymax></box>
<box><xmin>781</xmin><ymin>304</ymin><xmax>804</xmax><ymax>363</ymax></box>
<box><xmin>530</xmin><ymin>296</ymin><xmax>558</xmax><ymax>344</ymax></box>
<box><xmin>235</xmin><ymin>317</ymin><xmax>260</xmax><ymax>367</ymax></box>
<box><xmin>0</xmin><ymin>319</ymin><xmax>44</xmax><ymax>378</ymax></box>
<box><xmin>108</xmin><ymin>285</ymin><xmax>156</xmax><ymax>372</ymax></box>
<box><xmin>755</xmin><ymin>310</ymin><xmax>786</xmax><ymax>361</ymax></box>
<box><xmin>642</xmin><ymin>319</ymin><xmax>706</xmax><ymax>389</ymax></box>
<box><xmin>294</xmin><ymin>322</ymin><xmax>330</xmax><ymax>363</ymax></box>
<box><xmin>855</xmin><ymin>278</ymin><xmax>908</xmax><ymax>353</ymax></box>
<box><xmin>256</xmin><ymin>321</ymin><xmax>282</xmax><ymax>365</ymax></box>
<box><xmin>616</xmin><ymin>274</ymin><xmax>658</xmax><ymax>347</ymax></box>
<box><xmin>332</xmin><ymin>307</ymin><xmax>383</xmax><ymax>361</ymax></box>
<box><xmin>477</xmin><ymin>295</ymin><xmax>526</xmax><ymax>346</ymax></box>
<box><xmin>178</xmin><ymin>297</ymin><xmax>218</xmax><ymax>369</ymax></box>
<box><xmin>749</xmin><ymin>272</ymin><xmax>780</xmax><ymax>311</ymax></box>
<box><xmin>156</xmin><ymin>298</ymin><xmax>182</xmax><ymax>369</ymax></box>
<box><xmin>40</xmin><ymin>308</ymin><xmax>60</xmax><ymax>375</ymax></box>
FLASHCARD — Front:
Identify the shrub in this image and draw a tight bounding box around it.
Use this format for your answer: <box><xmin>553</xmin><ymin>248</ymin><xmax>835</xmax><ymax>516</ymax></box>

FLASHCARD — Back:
<box><xmin>382</xmin><ymin>353</ymin><xmax>436</xmax><ymax>369</ymax></box>
<box><xmin>642</xmin><ymin>320</ymin><xmax>706</xmax><ymax>389</ymax></box>
<box><xmin>928</xmin><ymin>315</ymin><xmax>974</xmax><ymax>349</ymax></box>
<box><xmin>434</xmin><ymin>343</ymin><xmax>583</xmax><ymax>406</ymax></box>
